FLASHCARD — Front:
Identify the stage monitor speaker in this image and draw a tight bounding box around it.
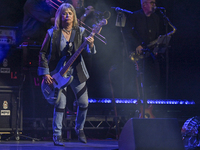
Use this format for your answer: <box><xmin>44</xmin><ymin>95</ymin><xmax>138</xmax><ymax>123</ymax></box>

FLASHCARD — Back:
<box><xmin>118</xmin><ymin>118</ymin><xmax>185</xmax><ymax>150</ymax></box>
<box><xmin>0</xmin><ymin>86</ymin><xmax>22</xmax><ymax>131</ymax></box>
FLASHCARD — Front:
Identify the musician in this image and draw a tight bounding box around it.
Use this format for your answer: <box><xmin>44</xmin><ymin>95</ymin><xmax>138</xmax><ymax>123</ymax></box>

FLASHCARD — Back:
<box><xmin>22</xmin><ymin>0</ymin><xmax>56</xmax><ymax>45</ymax></box>
<box><xmin>131</xmin><ymin>0</ymin><xmax>159</xmax><ymax>54</ymax></box>
<box><xmin>38</xmin><ymin>3</ymin><xmax>95</xmax><ymax>146</ymax></box>
<box><xmin>128</xmin><ymin>0</ymin><xmax>162</xmax><ymax>99</ymax></box>
<box><xmin>65</xmin><ymin>0</ymin><xmax>95</xmax><ymax>25</ymax></box>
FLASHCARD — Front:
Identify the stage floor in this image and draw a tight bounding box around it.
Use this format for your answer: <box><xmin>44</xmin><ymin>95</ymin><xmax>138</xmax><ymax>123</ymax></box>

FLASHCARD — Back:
<box><xmin>0</xmin><ymin>139</ymin><xmax>118</xmax><ymax>150</ymax></box>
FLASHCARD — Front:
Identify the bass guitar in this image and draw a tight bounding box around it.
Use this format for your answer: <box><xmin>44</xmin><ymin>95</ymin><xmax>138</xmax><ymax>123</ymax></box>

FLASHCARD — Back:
<box><xmin>41</xmin><ymin>19</ymin><xmax>107</xmax><ymax>105</ymax></box>
<box><xmin>129</xmin><ymin>23</ymin><xmax>176</xmax><ymax>62</ymax></box>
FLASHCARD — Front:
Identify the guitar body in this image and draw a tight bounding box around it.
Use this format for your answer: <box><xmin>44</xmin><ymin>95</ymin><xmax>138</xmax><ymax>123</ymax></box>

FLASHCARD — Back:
<box><xmin>139</xmin><ymin>104</ymin><xmax>155</xmax><ymax>118</ymax></box>
<box><xmin>41</xmin><ymin>56</ymin><xmax>73</xmax><ymax>105</ymax></box>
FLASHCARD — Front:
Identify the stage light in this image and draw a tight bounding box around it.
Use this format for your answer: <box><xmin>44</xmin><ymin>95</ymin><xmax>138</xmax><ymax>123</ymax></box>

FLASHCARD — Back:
<box><xmin>88</xmin><ymin>98</ymin><xmax>195</xmax><ymax>105</ymax></box>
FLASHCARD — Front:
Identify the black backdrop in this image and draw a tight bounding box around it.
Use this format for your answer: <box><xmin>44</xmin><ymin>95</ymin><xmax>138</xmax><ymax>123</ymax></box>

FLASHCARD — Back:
<box><xmin>0</xmin><ymin>0</ymin><xmax>200</xmax><ymax>106</ymax></box>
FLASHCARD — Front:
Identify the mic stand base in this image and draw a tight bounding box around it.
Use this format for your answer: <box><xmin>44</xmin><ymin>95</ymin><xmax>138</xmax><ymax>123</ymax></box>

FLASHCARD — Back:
<box><xmin>5</xmin><ymin>131</ymin><xmax>40</xmax><ymax>141</ymax></box>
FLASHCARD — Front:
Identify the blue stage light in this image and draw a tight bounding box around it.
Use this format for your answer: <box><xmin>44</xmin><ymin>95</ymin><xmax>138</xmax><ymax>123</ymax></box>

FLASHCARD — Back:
<box><xmin>88</xmin><ymin>98</ymin><xmax>195</xmax><ymax>105</ymax></box>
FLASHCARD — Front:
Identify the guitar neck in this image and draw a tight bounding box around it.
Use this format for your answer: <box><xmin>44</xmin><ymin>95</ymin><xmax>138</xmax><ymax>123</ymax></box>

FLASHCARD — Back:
<box><xmin>148</xmin><ymin>30</ymin><xmax>174</xmax><ymax>48</ymax></box>
<box><xmin>59</xmin><ymin>32</ymin><xmax>94</xmax><ymax>76</ymax></box>
<box><xmin>58</xmin><ymin>18</ymin><xmax>107</xmax><ymax>77</ymax></box>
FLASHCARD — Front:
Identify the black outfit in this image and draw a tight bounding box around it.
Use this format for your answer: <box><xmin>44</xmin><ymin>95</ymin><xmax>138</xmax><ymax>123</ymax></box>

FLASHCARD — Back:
<box><xmin>129</xmin><ymin>9</ymin><xmax>159</xmax><ymax>51</ymax></box>
<box><xmin>127</xmin><ymin>9</ymin><xmax>161</xmax><ymax>99</ymax></box>
<box><xmin>22</xmin><ymin>0</ymin><xmax>55</xmax><ymax>44</ymax></box>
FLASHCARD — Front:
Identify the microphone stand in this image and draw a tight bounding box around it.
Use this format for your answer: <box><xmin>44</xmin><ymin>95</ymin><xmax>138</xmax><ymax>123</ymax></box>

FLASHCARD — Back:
<box><xmin>114</xmin><ymin>8</ymin><xmax>133</xmax><ymax>97</ymax></box>
<box><xmin>115</xmin><ymin>11</ymin><xmax>128</xmax><ymax>97</ymax></box>
<box><xmin>159</xmin><ymin>9</ymin><xmax>170</xmax><ymax>99</ymax></box>
<box><xmin>107</xmin><ymin>66</ymin><xmax>120</xmax><ymax>140</ymax></box>
<box><xmin>107</xmin><ymin>10</ymin><xmax>128</xmax><ymax>139</ymax></box>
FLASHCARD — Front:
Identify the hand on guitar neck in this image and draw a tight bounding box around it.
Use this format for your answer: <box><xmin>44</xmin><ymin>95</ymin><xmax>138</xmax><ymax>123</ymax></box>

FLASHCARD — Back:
<box><xmin>136</xmin><ymin>45</ymin><xmax>143</xmax><ymax>54</ymax></box>
<box><xmin>86</xmin><ymin>36</ymin><xmax>94</xmax><ymax>49</ymax></box>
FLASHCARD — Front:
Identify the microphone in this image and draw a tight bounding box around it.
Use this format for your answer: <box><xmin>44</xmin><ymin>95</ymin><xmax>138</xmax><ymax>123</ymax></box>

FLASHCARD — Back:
<box><xmin>111</xmin><ymin>7</ymin><xmax>133</xmax><ymax>14</ymax></box>
<box><xmin>154</xmin><ymin>7</ymin><xmax>166</xmax><ymax>10</ymax></box>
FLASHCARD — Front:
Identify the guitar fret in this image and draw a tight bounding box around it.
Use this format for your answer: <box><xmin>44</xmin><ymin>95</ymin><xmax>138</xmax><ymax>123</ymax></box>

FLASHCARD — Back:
<box><xmin>60</xmin><ymin>40</ymin><xmax>87</xmax><ymax>76</ymax></box>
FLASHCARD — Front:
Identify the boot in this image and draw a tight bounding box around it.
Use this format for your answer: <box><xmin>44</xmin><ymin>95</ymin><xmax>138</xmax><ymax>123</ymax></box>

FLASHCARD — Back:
<box><xmin>75</xmin><ymin>129</ymin><xmax>87</xmax><ymax>143</ymax></box>
<box><xmin>53</xmin><ymin>135</ymin><xmax>64</xmax><ymax>146</ymax></box>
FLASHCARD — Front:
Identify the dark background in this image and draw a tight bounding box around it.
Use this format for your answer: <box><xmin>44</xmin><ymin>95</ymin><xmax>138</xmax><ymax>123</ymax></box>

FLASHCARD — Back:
<box><xmin>0</xmin><ymin>0</ymin><xmax>200</xmax><ymax>115</ymax></box>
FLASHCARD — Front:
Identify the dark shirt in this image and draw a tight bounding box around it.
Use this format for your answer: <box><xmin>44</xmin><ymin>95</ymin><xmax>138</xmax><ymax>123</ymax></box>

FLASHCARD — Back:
<box><xmin>22</xmin><ymin>0</ymin><xmax>55</xmax><ymax>44</ymax></box>
<box><xmin>125</xmin><ymin>9</ymin><xmax>160</xmax><ymax>51</ymax></box>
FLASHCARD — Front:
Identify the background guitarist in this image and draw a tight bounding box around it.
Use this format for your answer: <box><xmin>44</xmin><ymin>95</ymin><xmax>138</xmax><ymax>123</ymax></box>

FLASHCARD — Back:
<box><xmin>125</xmin><ymin>0</ymin><xmax>164</xmax><ymax>101</ymax></box>
<box><xmin>38</xmin><ymin>3</ymin><xmax>95</xmax><ymax>146</ymax></box>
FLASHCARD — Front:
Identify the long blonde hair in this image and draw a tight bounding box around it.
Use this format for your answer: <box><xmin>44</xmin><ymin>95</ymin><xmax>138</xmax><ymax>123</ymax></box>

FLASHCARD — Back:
<box><xmin>54</xmin><ymin>3</ymin><xmax>79</xmax><ymax>30</ymax></box>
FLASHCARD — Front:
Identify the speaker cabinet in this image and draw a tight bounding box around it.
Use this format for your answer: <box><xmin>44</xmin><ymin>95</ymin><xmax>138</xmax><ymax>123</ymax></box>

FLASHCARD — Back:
<box><xmin>0</xmin><ymin>45</ymin><xmax>22</xmax><ymax>86</ymax></box>
<box><xmin>21</xmin><ymin>45</ymin><xmax>41</xmax><ymax>67</ymax></box>
<box><xmin>118</xmin><ymin>118</ymin><xmax>185</xmax><ymax>150</ymax></box>
<box><xmin>0</xmin><ymin>86</ymin><xmax>22</xmax><ymax>131</ymax></box>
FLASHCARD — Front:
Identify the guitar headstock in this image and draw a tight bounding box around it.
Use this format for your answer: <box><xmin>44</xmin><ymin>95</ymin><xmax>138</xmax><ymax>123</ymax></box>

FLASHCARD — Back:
<box><xmin>92</xmin><ymin>19</ymin><xmax>108</xmax><ymax>35</ymax></box>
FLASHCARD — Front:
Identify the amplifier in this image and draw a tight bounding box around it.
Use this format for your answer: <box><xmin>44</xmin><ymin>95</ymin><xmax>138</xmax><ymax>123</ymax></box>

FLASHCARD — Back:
<box><xmin>0</xmin><ymin>26</ymin><xmax>17</xmax><ymax>45</ymax></box>
<box><xmin>19</xmin><ymin>43</ymin><xmax>41</xmax><ymax>67</ymax></box>
<box><xmin>0</xmin><ymin>86</ymin><xmax>22</xmax><ymax>131</ymax></box>
<box><xmin>0</xmin><ymin>45</ymin><xmax>22</xmax><ymax>86</ymax></box>
<box><xmin>0</xmin><ymin>26</ymin><xmax>21</xmax><ymax>87</ymax></box>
